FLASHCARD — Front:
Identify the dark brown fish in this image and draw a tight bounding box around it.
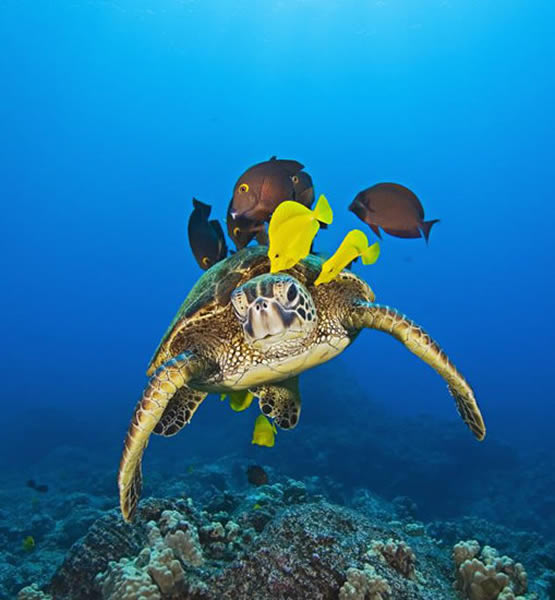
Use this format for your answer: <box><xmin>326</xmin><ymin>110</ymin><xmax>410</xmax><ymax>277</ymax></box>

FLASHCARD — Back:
<box><xmin>27</xmin><ymin>479</ymin><xmax>48</xmax><ymax>493</ymax></box>
<box><xmin>226</xmin><ymin>199</ymin><xmax>265</xmax><ymax>249</ymax></box>
<box><xmin>188</xmin><ymin>198</ymin><xmax>228</xmax><ymax>270</ymax></box>
<box><xmin>349</xmin><ymin>182</ymin><xmax>439</xmax><ymax>241</ymax></box>
<box><xmin>291</xmin><ymin>170</ymin><xmax>315</xmax><ymax>208</ymax></box>
<box><xmin>246</xmin><ymin>465</ymin><xmax>269</xmax><ymax>487</ymax></box>
<box><xmin>230</xmin><ymin>156</ymin><xmax>304</xmax><ymax>221</ymax></box>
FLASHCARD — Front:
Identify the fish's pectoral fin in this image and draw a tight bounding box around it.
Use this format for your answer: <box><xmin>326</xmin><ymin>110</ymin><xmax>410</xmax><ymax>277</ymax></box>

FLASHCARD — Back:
<box><xmin>345</xmin><ymin>302</ymin><xmax>485</xmax><ymax>441</ymax></box>
<box><xmin>209</xmin><ymin>218</ymin><xmax>223</xmax><ymax>232</ymax></box>
<box><xmin>118</xmin><ymin>352</ymin><xmax>214</xmax><ymax>521</ymax></box>
<box><xmin>252</xmin><ymin>376</ymin><xmax>301</xmax><ymax>430</ymax></box>
<box><xmin>369</xmin><ymin>224</ymin><xmax>382</xmax><ymax>239</ymax></box>
<box><xmin>153</xmin><ymin>386</ymin><xmax>208</xmax><ymax>437</ymax></box>
<box><xmin>209</xmin><ymin>219</ymin><xmax>229</xmax><ymax>258</ymax></box>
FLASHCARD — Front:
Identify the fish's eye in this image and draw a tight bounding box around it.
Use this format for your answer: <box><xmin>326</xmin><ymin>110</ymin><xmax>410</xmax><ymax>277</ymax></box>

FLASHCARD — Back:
<box><xmin>292</xmin><ymin>175</ymin><xmax>299</xmax><ymax>184</ymax></box>
<box><xmin>233</xmin><ymin>227</ymin><xmax>241</xmax><ymax>236</ymax></box>
<box><xmin>202</xmin><ymin>257</ymin><xmax>211</xmax><ymax>267</ymax></box>
<box><xmin>239</xmin><ymin>183</ymin><xmax>249</xmax><ymax>193</ymax></box>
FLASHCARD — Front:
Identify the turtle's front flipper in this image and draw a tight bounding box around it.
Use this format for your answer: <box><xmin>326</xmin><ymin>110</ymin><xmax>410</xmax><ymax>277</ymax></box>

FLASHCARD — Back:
<box><xmin>252</xmin><ymin>376</ymin><xmax>301</xmax><ymax>430</ymax></box>
<box><xmin>153</xmin><ymin>387</ymin><xmax>208</xmax><ymax>437</ymax></box>
<box><xmin>346</xmin><ymin>302</ymin><xmax>486</xmax><ymax>440</ymax></box>
<box><xmin>118</xmin><ymin>352</ymin><xmax>212</xmax><ymax>521</ymax></box>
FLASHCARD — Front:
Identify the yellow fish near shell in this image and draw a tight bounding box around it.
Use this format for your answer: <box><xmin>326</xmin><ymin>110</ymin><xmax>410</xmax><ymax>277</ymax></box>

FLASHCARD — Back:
<box><xmin>268</xmin><ymin>194</ymin><xmax>333</xmax><ymax>273</ymax></box>
<box><xmin>315</xmin><ymin>229</ymin><xmax>380</xmax><ymax>286</ymax></box>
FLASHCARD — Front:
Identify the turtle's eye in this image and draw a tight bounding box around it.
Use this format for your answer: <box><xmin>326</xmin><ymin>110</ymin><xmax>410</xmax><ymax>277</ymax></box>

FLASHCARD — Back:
<box><xmin>286</xmin><ymin>283</ymin><xmax>298</xmax><ymax>303</ymax></box>
<box><xmin>239</xmin><ymin>183</ymin><xmax>249</xmax><ymax>193</ymax></box>
<box><xmin>231</xmin><ymin>289</ymin><xmax>249</xmax><ymax>321</ymax></box>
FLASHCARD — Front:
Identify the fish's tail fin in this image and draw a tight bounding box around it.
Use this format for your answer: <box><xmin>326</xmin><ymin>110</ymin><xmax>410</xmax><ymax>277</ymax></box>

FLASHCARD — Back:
<box><xmin>361</xmin><ymin>241</ymin><xmax>381</xmax><ymax>265</ymax></box>
<box><xmin>313</xmin><ymin>194</ymin><xmax>333</xmax><ymax>225</ymax></box>
<box><xmin>421</xmin><ymin>219</ymin><xmax>439</xmax><ymax>242</ymax></box>
<box><xmin>192</xmin><ymin>197</ymin><xmax>212</xmax><ymax>218</ymax></box>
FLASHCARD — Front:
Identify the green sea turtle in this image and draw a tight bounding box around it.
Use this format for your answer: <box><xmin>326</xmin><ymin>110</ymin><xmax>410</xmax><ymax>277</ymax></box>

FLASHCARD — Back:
<box><xmin>118</xmin><ymin>246</ymin><xmax>485</xmax><ymax>521</ymax></box>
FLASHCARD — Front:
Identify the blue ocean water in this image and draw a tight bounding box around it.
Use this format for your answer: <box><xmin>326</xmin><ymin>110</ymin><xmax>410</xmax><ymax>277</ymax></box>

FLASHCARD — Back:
<box><xmin>1</xmin><ymin>1</ymin><xmax>555</xmax><ymax>597</ymax></box>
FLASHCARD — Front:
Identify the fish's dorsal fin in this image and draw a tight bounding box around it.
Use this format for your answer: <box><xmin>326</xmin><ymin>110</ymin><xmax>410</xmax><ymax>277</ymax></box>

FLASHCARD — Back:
<box><xmin>268</xmin><ymin>200</ymin><xmax>310</xmax><ymax>233</ymax></box>
<box><xmin>342</xmin><ymin>229</ymin><xmax>368</xmax><ymax>250</ymax></box>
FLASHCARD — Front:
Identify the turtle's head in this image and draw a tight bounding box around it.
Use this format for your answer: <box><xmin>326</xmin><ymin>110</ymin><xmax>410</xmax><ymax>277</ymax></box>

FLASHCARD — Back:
<box><xmin>231</xmin><ymin>274</ymin><xmax>317</xmax><ymax>353</ymax></box>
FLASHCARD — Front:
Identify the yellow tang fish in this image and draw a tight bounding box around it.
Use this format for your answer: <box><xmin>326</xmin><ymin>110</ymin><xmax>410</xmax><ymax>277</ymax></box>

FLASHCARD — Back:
<box><xmin>315</xmin><ymin>229</ymin><xmax>380</xmax><ymax>286</ymax></box>
<box><xmin>251</xmin><ymin>415</ymin><xmax>277</xmax><ymax>447</ymax></box>
<box><xmin>268</xmin><ymin>194</ymin><xmax>333</xmax><ymax>273</ymax></box>
<box><xmin>220</xmin><ymin>390</ymin><xmax>255</xmax><ymax>412</ymax></box>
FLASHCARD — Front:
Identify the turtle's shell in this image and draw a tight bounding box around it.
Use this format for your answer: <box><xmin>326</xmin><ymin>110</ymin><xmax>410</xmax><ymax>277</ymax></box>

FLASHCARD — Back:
<box><xmin>147</xmin><ymin>246</ymin><xmax>324</xmax><ymax>375</ymax></box>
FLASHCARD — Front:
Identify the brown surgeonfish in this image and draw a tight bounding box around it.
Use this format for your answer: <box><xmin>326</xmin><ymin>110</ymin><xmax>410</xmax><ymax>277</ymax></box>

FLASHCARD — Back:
<box><xmin>228</xmin><ymin>156</ymin><xmax>316</xmax><ymax>249</ymax></box>
<box><xmin>246</xmin><ymin>465</ymin><xmax>269</xmax><ymax>486</ymax></box>
<box><xmin>349</xmin><ymin>183</ymin><xmax>439</xmax><ymax>241</ymax></box>
<box><xmin>226</xmin><ymin>198</ymin><xmax>265</xmax><ymax>250</ymax></box>
<box><xmin>187</xmin><ymin>198</ymin><xmax>228</xmax><ymax>270</ymax></box>
<box><xmin>291</xmin><ymin>170</ymin><xmax>315</xmax><ymax>208</ymax></box>
<box><xmin>229</xmin><ymin>156</ymin><xmax>304</xmax><ymax>222</ymax></box>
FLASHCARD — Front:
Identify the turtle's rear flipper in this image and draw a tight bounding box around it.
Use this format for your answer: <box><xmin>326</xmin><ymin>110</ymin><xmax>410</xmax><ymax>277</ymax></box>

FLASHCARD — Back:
<box><xmin>252</xmin><ymin>376</ymin><xmax>301</xmax><ymax>430</ymax></box>
<box><xmin>347</xmin><ymin>302</ymin><xmax>486</xmax><ymax>441</ymax></box>
<box><xmin>118</xmin><ymin>352</ymin><xmax>212</xmax><ymax>522</ymax></box>
<box><xmin>153</xmin><ymin>387</ymin><xmax>208</xmax><ymax>437</ymax></box>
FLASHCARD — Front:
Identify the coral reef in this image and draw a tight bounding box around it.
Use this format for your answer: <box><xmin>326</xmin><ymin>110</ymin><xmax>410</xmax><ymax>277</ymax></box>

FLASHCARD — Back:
<box><xmin>20</xmin><ymin>487</ymin><xmax>458</xmax><ymax>600</ymax></box>
<box><xmin>339</xmin><ymin>564</ymin><xmax>391</xmax><ymax>600</ymax></box>
<box><xmin>17</xmin><ymin>584</ymin><xmax>53</xmax><ymax>600</ymax></box>
<box><xmin>2</xmin><ymin>444</ymin><xmax>553</xmax><ymax>600</ymax></box>
<box><xmin>96</xmin><ymin>557</ymin><xmax>161</xmax><ymax>600</ymax></box>
<box><xmin>368</xmin><ymin>538</ymin><xmax>417</xmax><ymax>580</ymax></box>
<box><xmin>453</xmin><ymin>540</ymin><xmax>530</xmax><ymax>600</ymax></box>
<box><xmin>96</xmin><ymin>508</ymin><xmax>209</xmax><ymax>599</ymax></box>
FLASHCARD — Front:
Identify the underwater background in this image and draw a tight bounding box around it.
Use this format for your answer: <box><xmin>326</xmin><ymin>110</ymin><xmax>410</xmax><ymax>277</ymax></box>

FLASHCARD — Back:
<box><xmin>1</xmin><ymin>1</ymin><xmax>555</xmax><ymax>598</ymax></box>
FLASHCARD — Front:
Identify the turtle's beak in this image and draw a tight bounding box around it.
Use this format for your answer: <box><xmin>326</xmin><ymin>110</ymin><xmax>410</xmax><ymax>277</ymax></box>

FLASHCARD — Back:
<box><xmin>244</xmin><ymin>299</ymin><xmax>300</xmax><ymax>343</ymax></box>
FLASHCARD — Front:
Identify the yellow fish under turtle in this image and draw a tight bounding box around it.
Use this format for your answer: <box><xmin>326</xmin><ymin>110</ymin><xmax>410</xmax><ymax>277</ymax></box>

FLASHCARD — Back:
<box><xmin>221</xmin><ymin>390</ymin><xmax>255</xmax><ymax>412</ymax></box>
<box><xmin>315</xmin><ymin>229</ymin><xmax>380</xmax><ymax>286</ymax></box>
<box><xmin>268</xmin><ymin>194</ymin><xmax>333</xmax><ymax>273</ymax></box>
<box><xmin>251</xmin><ymin>415</ymin><xmax>277</xmax><ymax>447</ymax></box>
